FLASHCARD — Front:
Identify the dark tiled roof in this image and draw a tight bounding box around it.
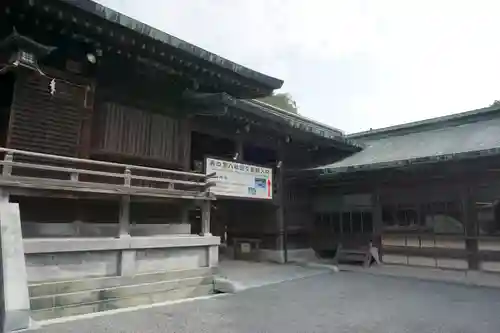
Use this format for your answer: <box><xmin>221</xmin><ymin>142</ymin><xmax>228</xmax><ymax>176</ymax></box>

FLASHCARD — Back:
<box><xmin>244</xmin><ymin>100</ymin><xmax>347</xmax><ymax>141</ymax></box>
<box><xmin>349</xmin><ymin>105</ymin><xmax>500</xmax><ymax>140</ymax></box>
<box><xmin>317</xmin><ymin>113</ymin><xmax>500</xmax><ymax>175</ymax></box>
<box><xmin>56</xmin><ymin>0</ymin><xmax>283</xmax><ymax>91</ymax></box>
<box><xmin>184</xmin><ymin>92</ymin><xmax>362</xmax><ymax>150</ymax></box>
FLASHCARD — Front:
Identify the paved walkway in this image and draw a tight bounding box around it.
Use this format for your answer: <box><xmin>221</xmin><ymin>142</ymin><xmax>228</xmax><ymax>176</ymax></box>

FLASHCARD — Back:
<box><xmin>216</xmin><ymin>260</ymin><xmax>330</xmax><ymax>290</ymax></box>
<box><xmin>29</xmin><ymin>272</ymin><xmax>500</xmax><ymax>333</ymax></box>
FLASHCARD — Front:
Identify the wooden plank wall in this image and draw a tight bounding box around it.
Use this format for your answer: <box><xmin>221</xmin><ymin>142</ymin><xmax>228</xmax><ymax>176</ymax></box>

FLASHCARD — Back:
<box><xmin>8</xmin><ymin>71</ymin><xmax>92</xmax><ymax>157</ymax></box>
<box><xmin>92</xmin><ymin>103</ymin><xmax>188</xmax><ymax>167</ymax></box>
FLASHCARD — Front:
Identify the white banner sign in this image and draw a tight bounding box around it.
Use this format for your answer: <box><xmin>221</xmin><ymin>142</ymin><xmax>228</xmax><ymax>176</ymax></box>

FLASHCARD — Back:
<box><xmin>206</xmin><ymin>158</ymin><xmax>273</xmax><ymax>200</ymax></box>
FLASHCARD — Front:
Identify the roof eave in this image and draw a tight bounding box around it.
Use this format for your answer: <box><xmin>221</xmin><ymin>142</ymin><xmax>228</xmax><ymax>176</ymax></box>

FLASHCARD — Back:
<box><xmin>183</xmin><ymin>92</ymin><xmax>361</xmax><ymax>150</ymax></box>
<box><xmin>349</xmin><ymin>104</ymin><xmax>500</xmax><ymax>141</ymax></box>
<box><xmin>316</xmin><ymin>147</ymin><xmax>500</xmax><ymax>177</ymax></box>
<box><xmin>55</xmin><ymin>0</ymin><xmax>284</xmax><ymax>91</ymax></box>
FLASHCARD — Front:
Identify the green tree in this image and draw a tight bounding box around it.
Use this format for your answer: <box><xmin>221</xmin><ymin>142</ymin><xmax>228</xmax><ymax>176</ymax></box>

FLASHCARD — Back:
<box><xmin>258</xmin><ymin>92</ymin><xmax>299</xmax><ymax>114</ymax></box>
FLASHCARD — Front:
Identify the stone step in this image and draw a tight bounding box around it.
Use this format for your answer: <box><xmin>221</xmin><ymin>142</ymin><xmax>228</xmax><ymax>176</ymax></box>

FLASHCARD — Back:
<box><xmin>30</xmin><ymin>275</ymin><xmax>214</xmax><ymax>310</ymax></box>
<box><xmin>31</xmin><ymin>284</ymin><xmax>214</xmax><ymax>321</ymax></box>
<box><xmin>29</xmin><ymin>267</ymin><xmax>214</xmax><ymax>297</ymax></box>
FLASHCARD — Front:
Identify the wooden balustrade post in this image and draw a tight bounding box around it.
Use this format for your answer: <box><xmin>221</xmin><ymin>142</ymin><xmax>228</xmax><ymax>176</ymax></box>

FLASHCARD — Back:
<box><xmin>118</xmin><ymin>168</ymin><xmax>131</xmax><ymax>237</ymax></box>
<box><xmin>0</xmin><ymin>152</ymin><xmax>13</xmax><ymax>203</ymax></box>
<box><xmin>2</xmin><ymin>152</ymin><xmax>13</xmax><ymax>177</ymax></box>
<box><xmin>118</xmin><ymin>168</ymin><xmax>136</xmax><ymax>276</ymax></box>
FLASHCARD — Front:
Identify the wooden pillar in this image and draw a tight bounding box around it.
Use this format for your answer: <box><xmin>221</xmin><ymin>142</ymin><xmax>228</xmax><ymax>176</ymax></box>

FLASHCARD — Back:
<box><xmin>118</xmin><ymin>168</ymin><xmax>135</xmax><ymax>276</ymax></box>
<box><xmin>371</xmin><ymin>187</ymin><xmax>383</xmax><ymax>250</ymax></box>
<box><xmin>201</xmin><ymin>200</ymin><xmax>211</xmax><ymax>236</ymax></box>
<box><xmin>118</xmin><ymin>196</ymin><xmax>131</xmax><ymax>236</ymax></box>
<box><xmin>276</xmin><ymin>141</ymin><xmax>287</xmax><ymax>263</ymax></box>
<box><xmin>118</xmin><ymin>168</ymin><xmax>131</xmax><ymax>237</ymax></box>
<box><xmin>179</xmin><ymin>119</ymin><xmax>192</xmax><ymax>228</ymax></box>
<box><xmin>0</xmin><ymin>151</ymin><xmax>13</xmax><ymax>203</ymax></box>
<box><xmin>462</xmin><ymin>184</ymin><xmax>478</xmax><ymax>270</ymax></box>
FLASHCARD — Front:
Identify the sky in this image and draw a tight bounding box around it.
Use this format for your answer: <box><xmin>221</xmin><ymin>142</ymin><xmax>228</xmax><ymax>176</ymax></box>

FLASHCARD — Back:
<box><xmin>96</xmin><ymin>0</ymin><xmax>500</xmax><ymax>134</ymax></box>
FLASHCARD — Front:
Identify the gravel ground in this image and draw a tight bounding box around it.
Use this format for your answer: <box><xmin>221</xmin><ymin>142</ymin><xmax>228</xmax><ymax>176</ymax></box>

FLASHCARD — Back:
<box><xmin>32</xmin><ymin>272</ymin><xmax>500</xmax><ymax>333</ymax></box>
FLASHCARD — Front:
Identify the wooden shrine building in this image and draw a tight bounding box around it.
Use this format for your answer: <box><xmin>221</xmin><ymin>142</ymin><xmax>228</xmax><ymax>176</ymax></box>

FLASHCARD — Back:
<box><xmin>5</xmin><ymin>0</ymin><xmax>500</xmax><ymax>327</ymax></box>
<box><xmin>308</xmin><ymin>105</ymin><xmax>500</xmax><ymax>273</ymax></box>
<box><xmin>0</xmin><ymin>0</ymin><xmax>357</xmax><ymax>305</ymax></box>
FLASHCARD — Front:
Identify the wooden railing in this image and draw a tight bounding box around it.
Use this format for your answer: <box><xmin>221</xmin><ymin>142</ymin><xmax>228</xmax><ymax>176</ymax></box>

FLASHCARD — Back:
<box><xmin>0</xmin><ymin>147</ymin><xmax>215</xmax><ymax>200</ymax></box>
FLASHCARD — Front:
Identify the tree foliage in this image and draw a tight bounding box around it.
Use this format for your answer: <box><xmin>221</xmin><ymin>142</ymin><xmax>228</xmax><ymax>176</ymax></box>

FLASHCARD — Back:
<box><xmin>258</xmin><ymin>92</ymin><xmax>299</xmax><ymax>114</ymax></box>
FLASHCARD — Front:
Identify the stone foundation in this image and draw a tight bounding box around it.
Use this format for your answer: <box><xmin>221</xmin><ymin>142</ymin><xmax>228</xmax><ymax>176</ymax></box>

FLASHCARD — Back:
<box><xmin>24</xmin><ymin>236</ymin><xmax>220</xmax><ymax>283</ymax></box>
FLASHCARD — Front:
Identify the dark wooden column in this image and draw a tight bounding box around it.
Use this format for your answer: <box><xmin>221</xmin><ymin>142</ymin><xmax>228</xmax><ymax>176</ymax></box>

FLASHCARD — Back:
<box><xmin>371</xmin><ymin>187</ymin><xmax>383</xmax><ymax>250</ymax></box>
<box><xmin>275</xmin><ymin>140</ymin><xmax>287</xmax><ymax>263</ymax></box>
<box><xmin>462</xmin><ymin>184</ymin><xmax>478</xmax><ymax>270</ymax></box>
<box><xmin>177</xmin><ymin>117</ymin><xmax>195</xmax><ymax>224</ymax></box>
<box><xmin>180</xmin><ymin>118</ymin><xmax>193</xmax><ymax>227</ymax></box>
